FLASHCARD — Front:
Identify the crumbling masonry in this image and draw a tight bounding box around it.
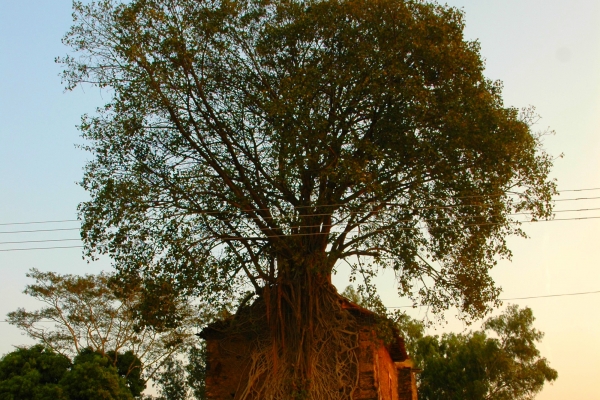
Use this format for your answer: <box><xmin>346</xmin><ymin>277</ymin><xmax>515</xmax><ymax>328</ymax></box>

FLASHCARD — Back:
<box><xmin>200</xmin><ymin>298</ymin><xmax>419</xmax><ymax>400</ymax></box>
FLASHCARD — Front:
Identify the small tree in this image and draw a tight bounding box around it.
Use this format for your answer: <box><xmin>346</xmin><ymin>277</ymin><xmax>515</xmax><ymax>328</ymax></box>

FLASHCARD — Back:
<box><xmin>7</xmin><ymin>269</ymin><xmax>201</xmax><ymax>386</ymax></box>
<box><xmin>0</xmin><ymin>345</ymin><xmax>135</xmax><ymax>400</ymax></box>
<box><xmin>153</xmin><ymin>344</ymin><xmax>207</xmax><ymax>400</ymax></box>
<box><xmin>415</xmin><ymin>305</ymin><xmax>557</xmax><ymax>400</ymax></box>
<box><xmin>60</xmin><ymin>349</ymin><xmax>134</xmax><ymax>400</ymax></box>
<box><xmin>0</xmin><ymin>345</ymin><xmax>70</xmax><ymax>400</ymax></box>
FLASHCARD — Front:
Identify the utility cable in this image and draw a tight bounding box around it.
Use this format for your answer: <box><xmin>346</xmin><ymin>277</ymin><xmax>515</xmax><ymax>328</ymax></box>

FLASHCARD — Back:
<box><xmin>3</xmin><ymin>202</ymin><xmax>600</xmax><ymax>235</ymax></box>
<box><xmin>0</xmin><ymin>228</ymin><xmax>79</xmax><ymax>235</ymax></box>
<box><xmin>1</xmin><ymin>290</ymin><xmax>599</xmax><ymax>321</ymax></box>
<box><xmin>0</xmin><ymin>219</ymin><xmax>78</xmax><ymax>226</ymax></box>
<box><xmin>0</xmin><ymin>246</ymin><xmax>83</xmax><ymax>252</ymax></box>
<box><xmin>386</xmin><ymin>290</ymin><xmax>600</xmax><ymax>308</ymax></box>
<box><xmin>2</xmin><ymin>215</ymin><xmax>600</xmax><ymax>249</ymax></box>
<box><xmin>0</xmin><ymin>239</ymin><xmax>81</xmax><ymax>245</ymax></box>
<box><xmin>2</xmin><ymin>189</ymin><xmax>600</xmax><ymax>228</ymax></box>
<box><xmin>500</xmin><ymin>290</ymin><xmax>600</xmax><ymax>300</ymax></box>
<box><xmin>559</xmin><ymin>187</ymin><xmax>600</xmax><ymax>192</ymax></box>
<box><xmin>2</xmin><ymin>188</ymin><xmax>600</xmax><ymax>227</ymax></box>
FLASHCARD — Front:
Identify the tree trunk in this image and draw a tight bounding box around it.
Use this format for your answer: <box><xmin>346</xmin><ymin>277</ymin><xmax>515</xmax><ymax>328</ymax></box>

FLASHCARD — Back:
<box><xmin>236</xmin><ymin>255</ymin><xmax>360</xmax><ymax>399</ymax></box>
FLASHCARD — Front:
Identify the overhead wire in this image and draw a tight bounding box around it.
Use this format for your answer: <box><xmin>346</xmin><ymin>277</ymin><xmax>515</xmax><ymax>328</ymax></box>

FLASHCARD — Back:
<box><xmin>0</xmin><ymin>239</ymin><xmax>81</xmax><ymax>245</ymax></box>
<box><xmin>0</xmin><ymin>219</ymin><xmax>78</xmax><ymax>226</ymax></box>
<box><xmin>558</xmin><ymin>187</ymin><xmax>600</xmax><ymax>192</ymax></box>
<box><xmin>385</xmin><ymin>290</ymin><xmax>600</xmax><ymax>308</ymax></box>
<box><xmin>0</xmin><ymin>246</ymin><xmax>83</xmax><ymax>252</ymax></box>
<box><xmin>1</xmin><ymin>290</ymin><xmax>598</xmax><ymax>322</ymax></box>
<box><xmin>553</xmin><ymin>196</ymin><xmax>600</xmax><ymax>202</ymax></box>
<box><xmin>0</xmin><ymin>187</ymin><xmax>599</xmax><ymax>227</ymax></box>
<box><xmin>2</xmin><ymin>214</ymin><xmax>600</xmax><ymax>250</ymax></box>
<box><xmin>3</xmin><ymin>199</ymin><xmax>600</xmax><ymax>236</ymax></box>
<box><xmin>0</xmin><ymin>186</ymin><xmax>599</xmax><ymax>227</ymax></box>
<box><xmin>0</xmin><ymin>228</ymin><xmax>80</xmax><ymax>235</ymax></box>
<box><xmin>2</xmin><ymin>187</ymin><xmax>600</xmax><ymax>250</ymax></box>
<box><xmin>500</xmin><ymin>290</ymin><xmax>600</xmax><ymax>300</ymax></box>
<box><xmin>2</xmin><ymin>189</ymin><xmax>599</xmax><ymax>325</ymax></box>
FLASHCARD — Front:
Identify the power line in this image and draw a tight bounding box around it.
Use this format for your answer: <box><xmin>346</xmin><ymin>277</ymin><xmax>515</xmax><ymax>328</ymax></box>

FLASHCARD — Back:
<box><xmin>0</xmin><ymin>320</ymin><xmax>55</xmax><ymax>323</ymax></box>
<box><xmin>552</xmin><ymin>207</ymin><xmax>600</xmax><ymax>213</ymax></box>
<box><xmin>0</xmin><ymin>188</ymin><xmax>599</xmax><ymax>229</ymax></box>
<box><xmin>0</xmin><ymin>203</ymin><xmax>600</xmax><ymax>234</ymax></box>
<box><xmin>0</xmin><ymin>219</ymin><xmax>78</xmax><ymax>227</ymax></box>
<box><xmin>1</xmin><ymin>215</ymin><xmax>600</xmax><ymax>250</ymax></box>
<box><xmin>553</xmin><ymin>196</ymin><xmax>600</xmax><ymax>202</ymax></box>
<box><xmin>1</xmin><ymin>290</ymin><xmax>598</xmax><ymax>321</ymax></box>
<box><xmin>0</xmin><ymin>246</ymin><xmax>83</xmax><ymax>252</ymax></box>
<box><xmin>500</xmin><ymin>290</ymin><xmax>600</xmax><ymax>300</ymax></box>
<box><xmin>0</xmin><ymin>239</ymin><xmax>81</xmax><ymax>245</ymax></box>
<box><xmin>0</xmin><ymin>190</ymin><xmax>600</xmax><ymax>248</ymax></box>
<box><xmin>0</xmin><ymin>228</ymin><xmax>80</xmax><ymax>235</ymax></box>
<box><xmin>549</xmin><ymin>216</ymin><xmax>600</xmax><ymax>221</ymax></box>
<box><xmin>559</xmin><ymin>187</ymin><xmax>600</xmax><ymax>192</ymax></box>
<box><xmin>386</xmin><ymin>290</ymin><xmax>600</xmax><ymax>308</ymax></box>
<box><xmin>4</xmin><ymin>199</ymin><xmax>600</xmax><ymax>229</ymax></box>
<box><xmin>1</xmin><ymin>187</ymin><xmax>600</xmax><ymax>227</ymax></box>
<box><xmin>2</xmin><ymin>202</ymin><xmax>600</xmax><ymax>236</ymax></box>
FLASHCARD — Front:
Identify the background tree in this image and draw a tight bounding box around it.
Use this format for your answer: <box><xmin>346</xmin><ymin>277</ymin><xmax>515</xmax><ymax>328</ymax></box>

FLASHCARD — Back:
<box><xmin>414</xmin><ymin>305</ymin><xmax>557</xmax><ymax>400</ymax></box>
<box><xmin>60</xmin><ymin>349</ymin><xmax>134</xmax><ymax>400</ymax></box>
<box><xmin>0</xmin><ymin>346</ymin><xmax>135</xmax><ymax>400</ymax></box>
<box><xmin>153</xmin><ymin>345</ymin><xmax>207</xmax><ymax>400</ymax></box>
<box><xmin>154</xmin><ymin>356</ymin><xmax>188</xmax><ymax>400</ymax></box>
<box><xmin>7</xmin><ymin>269</ymin><xmax>201</xmax><ymax>388</ymax></box>
<box><xmin>106</xmin><ymin>350</ymin><xmax>145</xmax><ymax>398</ymax></box>
<box><xmin>0</xmin><ymin>345</ymin><xmax>70</xmax><ymax>400</ymax></box>
<box><xmin>60</xmin><ymin>0</ymin><xmax>556</xmax><ymax>397</ymax></box>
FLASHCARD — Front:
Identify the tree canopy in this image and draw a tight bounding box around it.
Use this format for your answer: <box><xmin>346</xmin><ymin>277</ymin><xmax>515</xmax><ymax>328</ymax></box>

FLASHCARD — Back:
<box><xmin>414</xmin><ymin>305</ymin><xmax>558</xmax><ymax>400</ymax></box>
<box><xmin>60</xmin><ymin>0</ymin><xmax>556</xmax><ymax>397</ymax></box>
<box><xmin>0</xmin><ymin>345</ymin><xmax>70</xmax><ymax>400</ymax></box>
<box><xmin>0</xmin><ymin>346</ymin><xmax>134</xmax><ymax>400</ymax></box>
<box><xmin>153</xmin><ymin>345</ymin><xmax>207</xmax><ymax>400</ymax></box>
<box><xmin>60</xmin><ymin>350</ymin><xmax>134</xmax><ymax>400</ymax></box>
<box><xmin>62</xmin><ymin>0</ymin><xmax>554</xmax><ymax>320</ymax></box>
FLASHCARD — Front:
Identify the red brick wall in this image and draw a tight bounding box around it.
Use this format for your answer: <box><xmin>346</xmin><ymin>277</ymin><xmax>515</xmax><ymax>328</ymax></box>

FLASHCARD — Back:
<box><xmin>204</xmin><ymin>335</ymin><xmax>253</xmax><ymax>400</ymax></box>
<box><xmin>203</xmin><ymin>327</ymin><xmax>418</xmax><ymax>400</ymax></box>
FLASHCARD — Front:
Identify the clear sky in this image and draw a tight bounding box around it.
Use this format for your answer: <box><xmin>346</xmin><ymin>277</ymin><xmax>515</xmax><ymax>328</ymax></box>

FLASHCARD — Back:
<box><xmin>1</xmin><ymin>1</ymin><xmax>599</xmax><ymax>399</ymax></box>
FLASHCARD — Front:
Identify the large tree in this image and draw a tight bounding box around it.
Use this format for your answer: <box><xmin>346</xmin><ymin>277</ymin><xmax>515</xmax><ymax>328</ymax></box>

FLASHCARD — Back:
<box><xmin>60</xmin><ymin>0</ymin><xmax>555</xmax><ymax>398</ymax></box>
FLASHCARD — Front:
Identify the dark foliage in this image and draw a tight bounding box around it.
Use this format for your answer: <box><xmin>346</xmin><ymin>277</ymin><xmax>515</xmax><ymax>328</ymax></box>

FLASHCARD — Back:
<box><xmin>0</xmin><ymin>345</ymin><xmax>70</xmax><ymax>400</ymax></box>
<box><xmin>60</xmin><ymin>0</ymin><xmax>556</xmax><ymax>320</ymax></box>
<box><xmin>59</xmin><ymin>0</ymin><xmax>557</xmax><ymax>396</ymax></box>
<box><xmin>413</xmin><ymin>306</ymin><xmax>558</xmax><ymax>400</ymax></box>
<box><xmin>0</xmin><ymin>346</ymin><xmax>136</xmax><ymax>400</ymax></box>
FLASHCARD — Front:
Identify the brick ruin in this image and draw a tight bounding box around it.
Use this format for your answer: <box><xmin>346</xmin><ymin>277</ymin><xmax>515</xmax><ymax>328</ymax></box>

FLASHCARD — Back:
<box><xmin>199</xmin><ymin>298</ymin><xmax>419</xmax><ymax>400</ymax></box>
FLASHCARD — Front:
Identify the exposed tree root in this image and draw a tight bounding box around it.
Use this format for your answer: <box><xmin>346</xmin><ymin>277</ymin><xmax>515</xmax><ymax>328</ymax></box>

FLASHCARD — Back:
<box><xmin>219</xmin><ymin>282</ymin><xmax>362</xmax><ymax>400</ymax></box>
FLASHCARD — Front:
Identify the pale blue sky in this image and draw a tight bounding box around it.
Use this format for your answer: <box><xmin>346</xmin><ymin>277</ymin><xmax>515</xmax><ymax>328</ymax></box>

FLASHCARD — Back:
<box><xmin>1</xmin><ymin>1</ymin><xmax>599</xmax><ymax>398</ymax></box>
